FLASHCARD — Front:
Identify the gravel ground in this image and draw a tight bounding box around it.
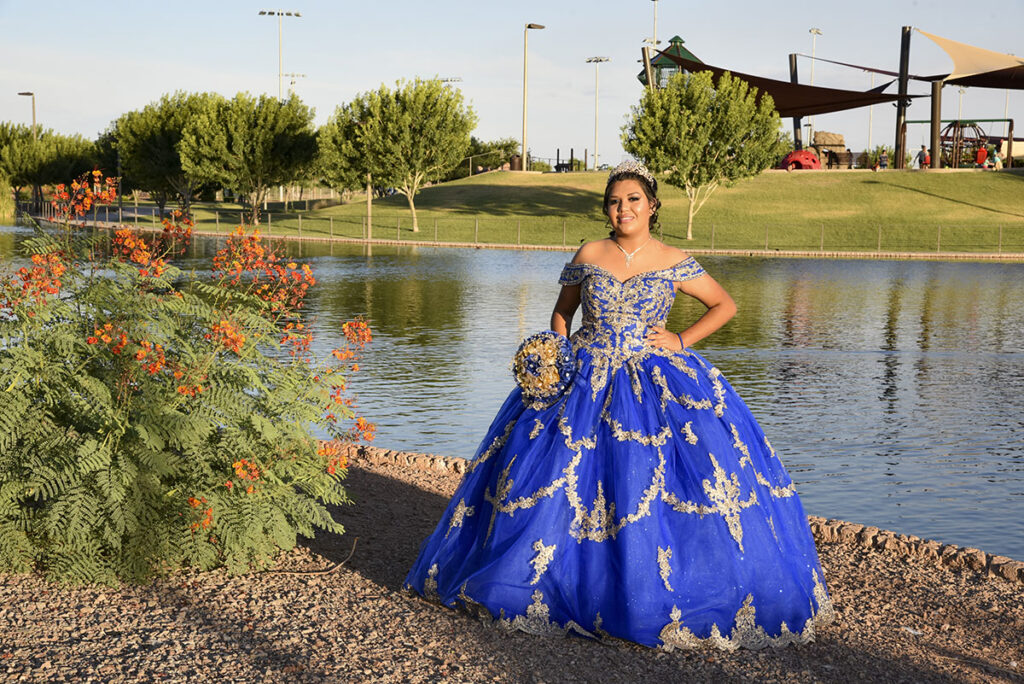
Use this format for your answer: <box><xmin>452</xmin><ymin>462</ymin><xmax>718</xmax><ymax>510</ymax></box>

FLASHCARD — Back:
<box><xmin>1</xmin><ymin>451</ymin><xmax>1022</xmax><ymax>683</ymax></box>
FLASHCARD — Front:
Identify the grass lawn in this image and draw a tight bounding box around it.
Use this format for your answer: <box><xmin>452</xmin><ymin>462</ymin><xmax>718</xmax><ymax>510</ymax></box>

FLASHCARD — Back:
<box><xmin>172</xmin><ymin>169</ymin><xmax>1024</xmax><ymax>253</ymax></box>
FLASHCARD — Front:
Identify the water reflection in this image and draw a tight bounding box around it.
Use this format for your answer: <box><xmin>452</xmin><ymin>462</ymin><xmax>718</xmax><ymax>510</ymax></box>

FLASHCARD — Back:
<box><xmin>1</xmin><ymin>226</ymin><xmax>1022</xmax><ymax>559</ymax></box>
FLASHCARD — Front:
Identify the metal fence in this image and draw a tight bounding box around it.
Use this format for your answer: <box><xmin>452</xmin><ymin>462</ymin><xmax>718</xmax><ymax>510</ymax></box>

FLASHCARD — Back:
<box><xmin>16</xmin><ymin>203</ymin><xmax>1024</xmax><ymax>255</ymax></box>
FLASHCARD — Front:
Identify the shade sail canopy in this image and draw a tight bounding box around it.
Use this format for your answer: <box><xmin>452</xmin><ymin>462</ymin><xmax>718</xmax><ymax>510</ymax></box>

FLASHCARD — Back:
<box><xmin>658</xmin><ymin>54</ymin><xmax>910</xmax><ymax>118</ymax></box>
<box><xmin>919</xmin><ymin>30</ymin><xmax>1024</xmax><ymax>88</ymax></box>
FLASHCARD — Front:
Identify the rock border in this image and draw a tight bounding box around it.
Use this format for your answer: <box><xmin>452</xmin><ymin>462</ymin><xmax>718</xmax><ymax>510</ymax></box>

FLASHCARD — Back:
<box><xmin>344</xmin><ymin>443</ymin><xmax>1024</xmax><ymax>586</ymax></box>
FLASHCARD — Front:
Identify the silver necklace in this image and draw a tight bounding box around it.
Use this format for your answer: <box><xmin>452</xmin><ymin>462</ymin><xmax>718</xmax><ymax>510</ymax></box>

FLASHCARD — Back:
<box><xmin>613</xmin><ymin>237</ymin><xmax>651</xmax><ymax>268</ymax></box>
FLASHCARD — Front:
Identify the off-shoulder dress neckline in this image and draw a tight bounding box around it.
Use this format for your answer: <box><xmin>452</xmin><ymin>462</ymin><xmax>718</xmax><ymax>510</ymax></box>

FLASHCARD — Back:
<box><xmin>568</xmin><ymin>257</ymin><xmax>697</xmax><ymax>285</ymax></box>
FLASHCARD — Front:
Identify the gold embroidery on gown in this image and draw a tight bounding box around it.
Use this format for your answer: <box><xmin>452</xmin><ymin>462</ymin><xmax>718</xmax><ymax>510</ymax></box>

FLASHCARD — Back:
<box><xmin>410</xmin><ymin>257</ymin><xmax>834</xmax><ymax>651</ymax></box>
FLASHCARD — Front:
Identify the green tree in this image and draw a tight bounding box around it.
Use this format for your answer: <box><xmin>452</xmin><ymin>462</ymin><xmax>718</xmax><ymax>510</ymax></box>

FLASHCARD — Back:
<box><xmin>623</xmin><ymin>71</ymin><xmax>788</xmax><ymax>240</ymax></box>
<box><xmin>180</xmin><ymin>93</ymin><xmax>317</xmax><ymax>225</ymax></box>
<box><xmin>0</xmin><ymin>129</ymin><xmax>94</xmax><ymax>210</ymax></box>
<box><xmin>321</xmin><ymin>79</ymin><xmax>476</xmax><ymax>233</ymax></box>
<box><xmin>113</xmin><ymin>92</ymin><xmax>215</xmax><ymax>219</ymax></box>
<box><xmin>318</xmin><ymin>98</ymin><xmax>379</xmax><ymax>238</ymax></box>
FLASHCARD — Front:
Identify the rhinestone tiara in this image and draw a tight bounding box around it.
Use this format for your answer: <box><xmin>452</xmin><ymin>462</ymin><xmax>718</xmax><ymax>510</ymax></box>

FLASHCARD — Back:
<box><xmin>608</xmin><ymin>160</ymin><xmax>655</xmax><ymax>187</ymax></box>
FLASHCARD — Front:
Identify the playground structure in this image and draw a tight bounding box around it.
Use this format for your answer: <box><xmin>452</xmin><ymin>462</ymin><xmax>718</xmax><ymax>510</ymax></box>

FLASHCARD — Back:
<box><xmin>906</xmin><ymin>118</ymin><xmax>1016</xmax><ymax>168</ymax></box>
<box><xmin>778</xmin><ymin>149</ymin><xmax>821</xmax><ymax>171</ymax></box>
<box><xmin>642</xmin><ymin>27</ymin><xmax>1023</xmax><ymax>170</ymax></box>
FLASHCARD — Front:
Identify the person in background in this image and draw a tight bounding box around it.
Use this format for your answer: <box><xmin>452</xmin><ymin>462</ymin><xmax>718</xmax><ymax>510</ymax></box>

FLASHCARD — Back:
<box><xmin>916</xmin><ymin>145</ymin><xmax>928</xmax><ymax>169</ymax></box>
<box><xmin>879</xmin><ymin>149</ymin><xmax>889</xmax><ymax>169</ymax></box>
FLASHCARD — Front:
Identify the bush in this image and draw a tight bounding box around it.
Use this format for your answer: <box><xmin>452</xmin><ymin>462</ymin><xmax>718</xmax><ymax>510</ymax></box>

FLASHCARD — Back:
<box><xmin>0</xmin><ymin>172</ymin><xmax>374</xmax><ymax>584</ymax></box>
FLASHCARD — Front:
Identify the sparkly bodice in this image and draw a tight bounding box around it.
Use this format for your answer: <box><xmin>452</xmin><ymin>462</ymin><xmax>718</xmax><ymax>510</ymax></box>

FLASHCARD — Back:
<box><xmin>558</xmin><ymin>257</ymin><xmax>705</xmax><ymax>356</ymax></box>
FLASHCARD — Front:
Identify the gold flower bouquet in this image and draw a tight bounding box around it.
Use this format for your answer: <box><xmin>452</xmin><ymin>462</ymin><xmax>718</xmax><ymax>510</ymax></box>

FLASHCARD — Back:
<box><xmin>512</xmin><ymin>331</ymin><xmax>576</xmax><ymax>409</ymax></box>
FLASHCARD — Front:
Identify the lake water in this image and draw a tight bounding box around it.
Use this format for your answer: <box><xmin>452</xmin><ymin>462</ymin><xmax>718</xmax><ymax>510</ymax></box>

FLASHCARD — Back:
<box><xmin>2</xmin><ymin>225</ymin><xmax>1023</xmax><ymax>560</ymax></box>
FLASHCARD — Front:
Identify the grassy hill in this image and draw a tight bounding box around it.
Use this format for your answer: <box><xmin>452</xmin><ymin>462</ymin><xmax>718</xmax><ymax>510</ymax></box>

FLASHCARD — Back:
<box><xmin>188</xmin><ymin>169</ymin><xmax>1024</xmax><ymax>253</ymax></box>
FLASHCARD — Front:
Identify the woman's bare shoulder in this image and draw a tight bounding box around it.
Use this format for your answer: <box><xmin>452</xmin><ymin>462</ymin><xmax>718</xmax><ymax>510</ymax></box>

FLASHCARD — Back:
<box><xmin>653</xmin><ymin>241</ymin><xmax>690</xmax><ymax>265</ymax></box>
<box><xmin>571</xmin><ymin>239</ymin><xmax>612</xmax><ymax>265</ymax></box>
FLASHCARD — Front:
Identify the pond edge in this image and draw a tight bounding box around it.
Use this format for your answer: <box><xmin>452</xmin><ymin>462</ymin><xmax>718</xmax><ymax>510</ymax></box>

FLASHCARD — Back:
<box><xmin>343</xmin><ymin>442</ymin><xmax>1024</xmax><ymax>586</ymax></box>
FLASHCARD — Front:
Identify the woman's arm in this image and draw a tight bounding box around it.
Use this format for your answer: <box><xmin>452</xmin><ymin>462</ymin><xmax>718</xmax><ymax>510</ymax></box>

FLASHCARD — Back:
<box><xmin>551</xmin><ymin>284</ymin><xmax>581</xmax><ymax>337</ymax></box>
<box><xmin>646</xmin><ymin>273</ymin><xmax>736</xmax><ymax>351</ymax></box>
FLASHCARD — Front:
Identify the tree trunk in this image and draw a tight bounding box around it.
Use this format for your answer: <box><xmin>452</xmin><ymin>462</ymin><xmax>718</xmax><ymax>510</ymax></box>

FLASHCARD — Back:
<box><xmin>180</xmin><ymin>189</ymin><xmax>193</xmax><ymax>219</ymax></box>
<box><xmin>248</xmin><ymin>189</ymin><xmax>263</xmax><ymax>226</ymax></box>
<box><xmin>686</xmin><ymin>196</ymin><xmax>695</xmax><ymax>241</ymax></box>
<box><xmin>365</xmin><ymin>174</ymin><xmax>373</xmax><ymax>241</ymax></box>
<box><xmin>155</xmin><ymin>192</ymin><xmax>168</xmax><ymax>222</ymax></box>
<box><xmin>405</xmin><ymin>191</ymin><xmax>419</xmax><ymax>233</ymax></box>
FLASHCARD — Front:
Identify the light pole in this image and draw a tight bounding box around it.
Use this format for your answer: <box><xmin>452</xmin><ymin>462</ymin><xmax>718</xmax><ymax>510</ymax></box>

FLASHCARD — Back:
<box><xmin>867</xmin><ymin>71</ymin><xmax>874</xmax><ymax>150</ymax></box>
<box><xmin>17</xmin><ymin>91</ymin><xmax>36</xmax><ymax>141</ymax></box>
<box><xmin>1006</xmin><ymin>54</ymin><xmax>1014</xmax><ymax>137</ymax></box>
<box><xmin>650</xmin><ymin>0</ymin><xmax>659</xmax><ymax>51</ymax></box>
<box><xmin>258</xmin><ymin>9</ymin><xmax>302</xmax><ymax>100</ymax></box>
<box><xmin>808</xmin><ymin>28</ymin><xmax>822</xmax><ymax>146</ymax></box>
<box><xmin>1005</xmin><ymin>88</ymin><xmax>1011</xmax><ymax>137</ymax></box>
<box><xmin>522</xmin><ymin>23</ymin><xmax>545</xmax><ymax>170</ymax></box>
<box><xmin>586</xmin><ymin>57</ymin><xmax>610</xmax><ymax>170</ymax></box>
<box><xmin>958</xmin><ymin>86</ymin><xmax>966</xmax><ymax>120</ymax></box>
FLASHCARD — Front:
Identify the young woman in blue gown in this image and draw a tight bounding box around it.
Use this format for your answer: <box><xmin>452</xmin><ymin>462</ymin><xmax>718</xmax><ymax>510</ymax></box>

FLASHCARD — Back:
<box><xmin>405</xmin><ymin>161</ymin><xmax>834</xmax><ymax>650</ymax></box>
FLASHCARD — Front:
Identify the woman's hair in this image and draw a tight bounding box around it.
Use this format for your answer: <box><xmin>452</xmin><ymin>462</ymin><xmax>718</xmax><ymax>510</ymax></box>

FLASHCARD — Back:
<box><xmin>603</xmin><ymin>166</ymin><xmax>660</xmax><ymax>237</ymax></box>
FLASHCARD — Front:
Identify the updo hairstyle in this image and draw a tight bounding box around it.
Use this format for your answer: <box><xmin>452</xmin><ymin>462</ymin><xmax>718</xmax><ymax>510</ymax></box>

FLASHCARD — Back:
<box><xmin>603</xmin><ymin>162</ymin><xmax>661</xmax><ymax>237</ymax></box>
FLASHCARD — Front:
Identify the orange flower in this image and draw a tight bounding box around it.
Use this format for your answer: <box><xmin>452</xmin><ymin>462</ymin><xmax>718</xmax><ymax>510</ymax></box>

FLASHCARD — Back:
<box><xmin>232</xmin><ymin>459</ymin><xmax>260</xmax><ymax>481</ymax></box>
<box><xmin>211</xmin><ymin>320</ymin><xmax>246</xmax><ymax>354</ymax></box>
<box><xmin>341</xmin><ymin>320</ymin><xmax>372</xmax><ymax>346</ymax></box>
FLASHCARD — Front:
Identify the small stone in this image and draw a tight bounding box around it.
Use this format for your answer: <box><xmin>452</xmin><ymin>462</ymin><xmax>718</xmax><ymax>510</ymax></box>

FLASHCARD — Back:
<box><xmin>992</xmin><ymin>559</ymin><xmax>1024</xmax><ymax>583</ymax></box>
<box><xmin>859</xmin><ymin>526</ymin><xmax>880</xmax><ymax>547</ymax></box>
<box><xmin>873</xmin><ymin>532</ymin><xmax>894</xmax><ymax>551</ymax></box>
<box><xmin>959</xmin><ymin>548</ymin><xmax>987</xmax><ymax>572</ymax></box>
<box><xmin>917</xmin><ymin>541</ymin><xmax>941</xmax><ymax>561</ymax></box>
<box><xmin>837</xmin><ymin>524</ymin><xmax>863</xmax><ymax>544</ymax></box>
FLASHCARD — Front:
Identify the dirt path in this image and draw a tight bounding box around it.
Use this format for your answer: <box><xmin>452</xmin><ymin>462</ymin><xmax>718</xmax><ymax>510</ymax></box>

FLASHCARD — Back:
<box><xmin>0</xmin><ymin>452</ymin><xmax>1021</xmax><ymax>683</ymax></box>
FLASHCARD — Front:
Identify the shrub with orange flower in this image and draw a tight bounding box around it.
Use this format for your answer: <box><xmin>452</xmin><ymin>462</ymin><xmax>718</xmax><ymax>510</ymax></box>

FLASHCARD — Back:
<box><xmin>212</xmin><ymin>228</ymin><xmax>316</xmax><ymax>316</ymax></box>
<box><xmin>1</xmin><ymin>194</ymin><xmax>365</xmax><ymax>583</ymax></box>
<box><xmin>158</xmin><ymin>210</ymin><xmax>193</xmax><ymax>256</ymax></box>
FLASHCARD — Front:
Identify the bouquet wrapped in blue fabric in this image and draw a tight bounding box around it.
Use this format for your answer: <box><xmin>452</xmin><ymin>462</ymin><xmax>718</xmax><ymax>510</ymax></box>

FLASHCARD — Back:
<box><xmin>512</xmin><ymin>331</ymin><xmax>575</xmax><ymax>409</ymax></box>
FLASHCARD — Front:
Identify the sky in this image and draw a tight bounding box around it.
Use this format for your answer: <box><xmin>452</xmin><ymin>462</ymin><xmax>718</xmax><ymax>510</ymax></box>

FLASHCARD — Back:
<box><xmin>1</xmin><ymin>0</ymin><xmax>1021</xmax><ymax>167</ymax></box>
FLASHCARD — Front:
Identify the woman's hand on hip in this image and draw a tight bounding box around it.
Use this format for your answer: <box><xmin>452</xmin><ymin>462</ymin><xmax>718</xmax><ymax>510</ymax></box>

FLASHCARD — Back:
<box><xmin>646</xmin><ymin>325</ymin><xmax>684</xmax><ymax>351</ymax></box>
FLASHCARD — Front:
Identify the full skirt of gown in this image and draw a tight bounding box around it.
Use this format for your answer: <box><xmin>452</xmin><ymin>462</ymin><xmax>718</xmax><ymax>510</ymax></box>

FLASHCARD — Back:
<box><xmin>404</xmin><ymin>259</ymin><xmax>834</xmax><ymax>650</ymax></box>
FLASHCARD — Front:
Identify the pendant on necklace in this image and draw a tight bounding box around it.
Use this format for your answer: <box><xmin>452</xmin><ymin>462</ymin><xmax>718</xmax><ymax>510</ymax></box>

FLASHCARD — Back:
<box><xmin>614</xmin><ymin>237</ymin><xmax>651</xmax><ymax>268</ymax></box>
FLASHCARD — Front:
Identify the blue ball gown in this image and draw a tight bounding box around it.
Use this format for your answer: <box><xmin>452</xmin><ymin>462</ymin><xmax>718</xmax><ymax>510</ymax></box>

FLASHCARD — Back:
<box><xmin>404</xmin><ymin>257</ymin><xmax>835</xmax><ymax>650</ymax></box>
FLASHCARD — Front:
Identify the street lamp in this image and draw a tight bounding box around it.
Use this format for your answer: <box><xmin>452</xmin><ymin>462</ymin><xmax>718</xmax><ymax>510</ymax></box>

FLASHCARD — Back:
<box><xmin>522</xmin><ymin>23</ymin><xmax>545</xmax><ymax>170</ymax></box>
<box><xmin>958</xmin><ymin>86</ymin><xmax>966</xmax><ymax>120</ymax></box>
<box><xmin>17</xmin><ymin>91</ymin><xmax>36</xmax><ymax>141</ymax></box>
<box><xmin>258</xmin><ymin>9</ymin><xmax>302</xmax><ymax>100</ymax></box>
<box><xmin>586</xmin><ymin>57</ymin><xmax>610</xmax><ymax>170</ymax></box>
<box><xmin>808</xmin><ymin>28</ymin><xmax>822</xmax><ymax>146</ymax></box>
